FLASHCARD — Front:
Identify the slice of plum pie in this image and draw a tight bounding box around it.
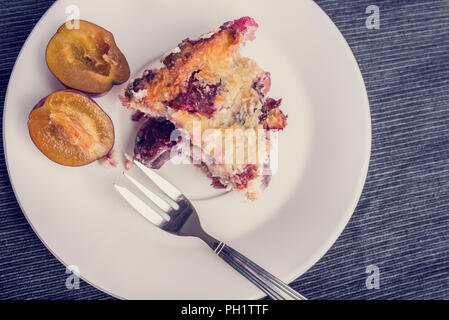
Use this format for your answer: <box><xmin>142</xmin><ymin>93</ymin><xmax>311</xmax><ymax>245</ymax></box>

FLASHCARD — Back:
<box><xmin>119</xmin><ymin>17</ymin><xmax>287</xmax><ymax>200</ymax></box>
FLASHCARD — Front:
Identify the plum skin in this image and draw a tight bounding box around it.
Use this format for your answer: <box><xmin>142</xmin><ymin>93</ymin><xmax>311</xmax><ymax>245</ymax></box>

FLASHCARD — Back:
<box><xmin>28</xmin><ymin>89</ymin><xmax>115</xmax><ymax>167</ymax></box>
<box><xmin>46</xmin><ymin>20</ymin><xmax>130</xmax><ymax>95</ymax></box>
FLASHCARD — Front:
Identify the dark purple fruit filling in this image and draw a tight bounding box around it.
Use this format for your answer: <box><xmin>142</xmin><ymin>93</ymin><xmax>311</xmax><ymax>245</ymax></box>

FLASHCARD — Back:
<box><xmin>233</xmin><ymin>164</ymin><xmax>258</xmax><ymax>190</ymax></box>
<box><xmin>259</xmin><ymin>97</ymin><xmax>282</xmax><ymax>122</ymax></box>
<box><xmin>131</xmin><ymin>110</ymin><xmax>145</xmax><ymax>122</ymax></box>
<box><xmin>221</xmin><ymin>16</ymin><xmax>258</xmax><ymax>34</ymax></box>
<box><xmin>252</xmin><ymin>72</ymin><xmax>271</xmax><ymax>98</ymax></box>
<box><xmin>211</xmin><ymin>177</ymin><xmax>227</xmax><ymax>189</ymax></box>
<box><xmin>163</xmin><ymin>53</ymin><xmax>178</xmax><ymax>68</ymax></box>
<box><xmin>151</xmin><ymin>119</ymin><xmax>176</xmax><ymax>141</ymax></box>
<box><xmin>167</xmin><ymin>70</ymin><xmax>220</xmax><ymax>116</ymax></box>
<box><xmin>125</xmin><ymin>69</ymin><xmax>157</xmax><ymax>99</ymax></box>
<box><xmin>134</xmin><ymin>118</ymin><xmax>177</xmax><ymax>169</ymax></box>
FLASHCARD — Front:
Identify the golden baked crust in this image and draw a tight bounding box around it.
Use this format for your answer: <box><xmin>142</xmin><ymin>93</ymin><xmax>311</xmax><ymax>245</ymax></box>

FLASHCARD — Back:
<box><xmin>122</xmin><ymin>17</ymin><xmax>263</xmax><ymax>119</ymax></box>
<box><xmin>127</xmin><ymin>29</ymin><xmax>238</xmax><ymax>110</ymax></box>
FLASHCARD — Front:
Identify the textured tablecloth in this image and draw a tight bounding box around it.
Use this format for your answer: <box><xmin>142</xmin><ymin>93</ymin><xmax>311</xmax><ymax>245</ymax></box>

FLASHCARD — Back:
<box><xmin>1</xmin><ymin>0</ymin><xmax>448</xmax><ymax>300</ymax></box>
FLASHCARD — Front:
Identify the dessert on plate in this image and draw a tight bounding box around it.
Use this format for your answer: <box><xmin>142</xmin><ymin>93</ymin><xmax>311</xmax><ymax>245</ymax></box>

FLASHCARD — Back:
<box><xmin>120</xmin><ymin>17</ymin><xmax>287</xmax><ymax>200</ymax></box>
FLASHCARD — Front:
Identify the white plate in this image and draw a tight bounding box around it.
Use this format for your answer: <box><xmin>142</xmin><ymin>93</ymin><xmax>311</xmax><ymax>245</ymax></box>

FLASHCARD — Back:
<box><xmin>3</xmin><ymin>0</ymin><xmax>370</xmax><ymax>299</ymax></box>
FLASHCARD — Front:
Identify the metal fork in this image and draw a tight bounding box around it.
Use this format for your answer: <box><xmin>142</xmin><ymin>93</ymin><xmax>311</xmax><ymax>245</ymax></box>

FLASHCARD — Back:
<box><xmin>114</xmin><ymin>159</ymin><xmax>306</xmax><ymax>300</ymax></box>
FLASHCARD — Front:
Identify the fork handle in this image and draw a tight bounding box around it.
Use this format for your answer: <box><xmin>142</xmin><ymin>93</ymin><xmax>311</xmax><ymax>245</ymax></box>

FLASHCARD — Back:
<box><xmin>213</xmin><ymin>242</ymin><xmax>307</xmax><ymax>300</ymax></box>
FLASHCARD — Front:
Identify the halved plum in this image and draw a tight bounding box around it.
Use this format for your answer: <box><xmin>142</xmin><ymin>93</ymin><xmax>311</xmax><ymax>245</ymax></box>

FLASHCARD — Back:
<box><xmin>28</xmin><ymin>90</ymin><xmax>114</xmax><ymax>166</ymax></box>
<box><xmin>46</xmin><ymin>20</ymin><xmax>130</xmax><ymax>95</ymax></box>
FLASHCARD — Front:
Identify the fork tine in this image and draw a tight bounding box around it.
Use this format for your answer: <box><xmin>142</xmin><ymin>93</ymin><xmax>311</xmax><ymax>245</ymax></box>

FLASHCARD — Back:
<box><xmin>123</xmin><ymin>172</ymin><xmax>172</xmax><ymax>214</ymax></box>
<box><xmin>133</xmin><ymin>160</ymin><xmax>183</xmax><ymax>200</ymax></box>
<box><xmin>114</xmin><ymin>184</ymin><xmax>165</xmax><ymax>227</ymax></box>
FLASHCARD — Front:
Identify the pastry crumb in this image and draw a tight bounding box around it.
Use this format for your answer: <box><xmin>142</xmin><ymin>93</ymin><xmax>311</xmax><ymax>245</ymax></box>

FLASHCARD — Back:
<box><xmin>99</xmin><ymin>149</ymin><xmax>119</xmax><ymax>168</ymax></box>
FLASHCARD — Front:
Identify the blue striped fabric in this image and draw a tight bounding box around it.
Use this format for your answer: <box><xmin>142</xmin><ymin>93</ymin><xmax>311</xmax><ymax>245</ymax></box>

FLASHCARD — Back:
<box><xmin>1</xmin><ymin>0</ymin><xmax>448</xmax><ymax>300</ymax></box>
